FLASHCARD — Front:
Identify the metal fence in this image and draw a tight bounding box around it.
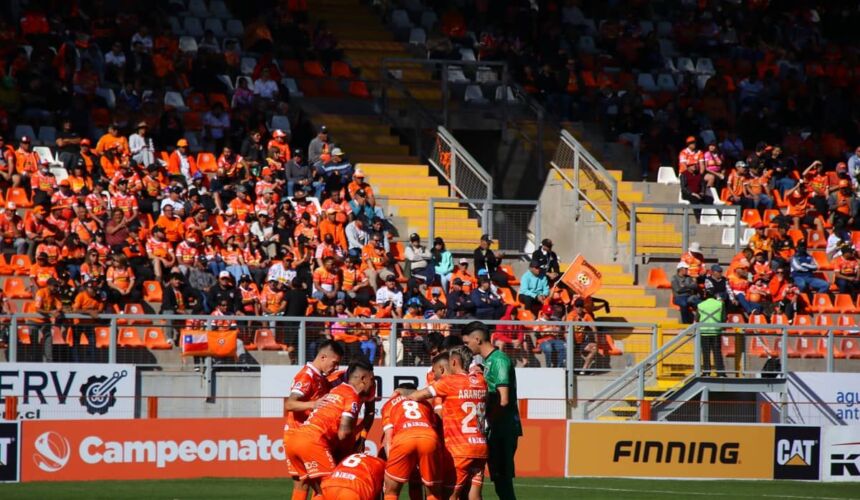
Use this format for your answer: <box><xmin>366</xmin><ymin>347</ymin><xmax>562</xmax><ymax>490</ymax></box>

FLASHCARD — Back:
<box><xmin>629</xmin><ymin>203</ymin><xmax>742</xmax><ymax>278</ymax></box>
<box><xmin>428</xmin><ymin>197</ymin><xmax>539</xmax><ymax>254</ymax></box>
<box><xmin>551</xmin><ymin>130</ymin><xmax>620</xmax><ymax>261</ymax></box>
<box><xmin>428</xmin><ymin>126</ymin><xmax>494</xmax><ymax>202</ymax></box>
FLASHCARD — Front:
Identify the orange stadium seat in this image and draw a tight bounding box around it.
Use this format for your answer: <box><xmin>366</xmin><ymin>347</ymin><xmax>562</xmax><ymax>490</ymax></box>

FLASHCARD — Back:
<box><xmin>834</xmin><ymin>294</ymin><xmax>857</xmax><ymax>314</ymax></box>
<box><xmin>721</xmin><ymin>334</ymin><xmax>736</xmax><ymax>357</ymax></box>
<box><xmin>817</xmin><ymin>337</ymin><xmax>844</xmax><ymax>359</ymax></box>
<box><xmin>840</xmin><ymin>337</ymin><xmax>860</xmax><ymax>359</ymax></box>
<box><xmin>123</xmin><ymin>303</ymin><xmax>150</xmax><ymax>325</ymax></box>
<box><xmin>118</xmin><ymin>327</ymin><xmax>144</xmax><ymax>347</ymax></box>
<box><xmin>792</xmin><ymin>314</ymin><xmax>816</xmax><ymax>335</ymax></box>
<box><xmin>5</xmin><ymin>187</ymin><xmax>32</xmax><ymax>208</ymax></box>
<box><xmin>809</xmin><ymin>293</ymin><xmax>835</xmax><ymax>313</ymax></box>
<box><xmin>646</xmin><ymin>267</ymin><xmax>671</xmax><ymax>289</ymax></box>
<box><xmin>254</xmin><ymin>329</ymin><xmax>286</xmax><ymax>350</ymax></box>
<box><xmin>792</xmin><ymin>335</ymin><xmax>821</xmax><ymax>358</ymax></box>
<box><xmin>836</xmin><ymin>315</ymin><xmax>858</xmax><ymax>335</ymax></box>
<box><xmin>208</xmin><ymin>93</ymin><xmax>230</xmax><ymax>109</ymax></box>
<box><xmin>9</xmin><ymin>254</ymin><xmax>32</xmax><ymax>275</ymax></box>
<box><xmin>390</xmin><ymin>241</ymin><xmax>406</xmax><ymax>262</ymax></box>
<box><xmin>197</xmin><ymin>152</ymin><xmax>218</xmax><ymax>173</ymax></box>
<box><xmin>50</xmin><ymin>326</ymin><xmax>66</xmax><ymax>346</ymax></box>
<box><xmin>302</xmin><ymin>61</ymin><xmax>326</xmax><ymax>78</ymax></box>
<box><xmin>331</xmin><ymin>61</ymin><xmax>353</xmax><ymax>79</ymax></box>
<box><xmin>748</xmin><ymin>335</ymin><xmax>777</xmax><ymax>358</ymax></box>
<box><xmin>3</xmin><ymin>276</ymin><xmax>33</xmax><ymax>299</ymax></box>
<box><xmin>497</xmin><ymin>287</ymin><xmax>515</xmax><ymax>305</ymax></box>
<box><xmin>0</xmin><ymin>254</ymin><xmax>13</xmax><ymax>274</ymax></box>
<box><xmin>143</xmin><ymin>281</ymin><xmax>163</xmax><ymax>302</ymax></box>
<box><xmin>741</xmin><ymin>209</ymin><xmax>762</xmax><ymax>227</ymax></box>
<box><xmin>810</xmin><ymin>251</ymin><xmax>832</xmax><ymax>270</ymax></box>
<box><xmin>499</xmin><ymin>265</ymin><xmax>520</xmax><ymax>285</ymax></box>
<box><xmin>762</xmin><ymin>209</ymin><xmax>780</xmax><ymax>225</ymax></box>
<box><xmin>183</xmin><ymin>112</ymin><xmax>203</xmax><ymax>131</ymax></box>
<box><xmin>807</xmin><ymin>230</ymin><xmax>827</xmax><ymax>248</ymax></box>
<box><xmin>599</xmin><ymin>333</ymin><xmax>623</xmax><ymax>356</ymax></box>
<box><xmin>17</xmin><ymin>325</ymin><xmax>32</xmax><ymax>345</ymax></box>
<box><xmin>95</xmin><ymin>327</ymin><xmax>111</xmax><ymax>348</ymax></box>
<box><xmin>144</xmin><ymin>328</ymin><xmax>173</xmax><ymax>349</ymax></box>
<box><xmin>348</xmin><ymin>81</ymin><xmax>371</xmax><ymax>99</ymax></box>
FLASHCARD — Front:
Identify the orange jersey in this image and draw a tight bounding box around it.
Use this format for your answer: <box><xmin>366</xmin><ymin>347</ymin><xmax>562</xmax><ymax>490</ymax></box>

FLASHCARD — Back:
<box><xmin>428</xmin><ymin>372</ymin><xmax>488</xmax><ymax>458</ymax></box>
<box><xmin>321</xmin><ymin>453</ymin><xmax>385</xmax><ymax>500</ymax></box>
<box><xmin>833</xmin><ymin>256</ymin><xmax>860</xmax><ymax>277</ymax></box>
<box><xmin>381</xmin><ymin>394</ymin><xmax>437</xmax><ymax>437</ymax></box>
<box><xmin>300</xmin><ymin>383</ymin><xmax>362</xmax><ymax>442</ymax></box>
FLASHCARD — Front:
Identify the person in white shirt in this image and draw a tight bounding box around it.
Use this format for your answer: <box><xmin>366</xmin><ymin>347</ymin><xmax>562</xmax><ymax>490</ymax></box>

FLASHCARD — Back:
<box><xmin>266</xmin><ymin>253</ymin><xmax>296</xmax><ymax>286</ymax></box>
<box><xmin>253</xmin><ymin>68</ymin><xmax>279</xmax><ymax>100</ymax></box>
<box><xmin>104</xmin><ymin>42</ymin><xmax>127</xmax><ymax>84</ymax></box>
<box><xmin>131</xmin><ymin>26</ymin><xmax>153</xmax><ymax>52</ymax></box>
<box><xmin>375</xmin><ymin>275</ymin><xmax>403</xmax><ymax>317</ymax></box>
<box><xmin>129</xmin><ymin>121</ymin><xmax>155</xmax><ymax>166</ymax></box>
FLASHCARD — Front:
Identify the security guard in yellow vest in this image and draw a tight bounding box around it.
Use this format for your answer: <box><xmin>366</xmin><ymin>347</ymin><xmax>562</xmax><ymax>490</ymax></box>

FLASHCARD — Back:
<box><xmin>697</xmin><ymin>289</ymin><xmax>726</xmax><ymax>376</ymax></box>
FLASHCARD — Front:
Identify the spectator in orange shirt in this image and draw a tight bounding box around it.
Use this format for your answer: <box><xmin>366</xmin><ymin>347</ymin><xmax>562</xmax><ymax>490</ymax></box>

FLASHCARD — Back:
<box><xmin>30</xmin><ymin>252</ymin><xmax>59</xmax><ymax>292</ymax></box>
<box><xmin>784</xmin><ymin>181</ymin><xmax>824</xmax><ymax>232</ymax></box>
<box><xmin>228</xmin><ymin>187</ymin><xmax>254</xmax><ymax>221</ymax></box>
<box><xmin>347</xmin><ymin>169</ymin><xmax>375</xmax><ymax>206</ymax></box>
<box><xmin>168</xmin><ymin>139</ymin><xmax>198</xmax><ymax>181</ymax></box>
<box><xmin>678</xmin><ymin>136</ymin><xmax>704</xmax><ymax>174</ymax></box>
<box><xmin>313</xmin><ymin>256</ymin><xmax>344</xmax><ymax>303</ymax></box>
<box><xmin>155</xmin><ymin>205</ymin><xmax>185</xmax><ymax>244</ymax></box>
<box><xmin>106</xmin><ymin>254</ymin><xmax>140</xmax><ymax>305</ymax></box>
<box><xmin>680</xmin><ymin>242</ymin><xmax>706</xmax><ymax>278</ymax></box>
<box><xmin>833</xmin><ymin>244</ymin><xmax>860</xmax><ymax>297</ymax></box>
<box><xmin>95</xmin><ymin>123</ymin><xmax>130</xmax><ymax>156</ymax></box>
<box><xmin>318</xmin><ymin>208</ymin><xmax>347</xmax><ymax>251</ymax></box>
<box><xmin>802</xmin><ymin>160</ymin><xmax>830</xmax><ymax>216</ymax></box>
<box><xmin>146</xmin><ymin>225</ymin><xmax>176</xmax><ymax>282</ymax></box>
<box><xmin>71</xmin><ymin>279</ymin><xmax>105</xmax><ymax>362</ymax></box>
<box><xmin>450</xmin><ymin>257</ymin><xmax>476</xmax><ymax>294</ymax></box>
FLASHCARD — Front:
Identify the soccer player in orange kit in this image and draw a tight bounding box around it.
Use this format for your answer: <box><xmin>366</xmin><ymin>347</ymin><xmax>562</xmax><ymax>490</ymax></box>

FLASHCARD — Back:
<box><xmin>381</xmin><ymin>383</ymin><xmax>442</xmax><ymax>500</ymax></box>
<box><xmin>283</xmin><ymin>340</ymin><xmax>344</xmax><ymax>500</ymax></box>
<box><xmin>319</xmin><ymin>452</ymin><xmax>386</xmax><ymax>500</ymax></box>
<box><xmin>283</xmin><ymin>359</ymin><xmax>374</xmax><ymax>496</ymax></box>
<box><xmin>410</xmin><ymin>346</ymin><xmax>488</xmax><ymax>500</ymax></box>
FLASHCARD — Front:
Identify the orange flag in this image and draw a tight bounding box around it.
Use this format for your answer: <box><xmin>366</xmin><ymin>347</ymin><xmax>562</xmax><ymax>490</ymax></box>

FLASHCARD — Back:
<box><xmin>560</xmin><ymin>254</ymin><xmax>603</xmax><ymax>298</ymax></box>
<box><xmin>181</xmin><ymin>329</ymin><xmax>238</xmax><ymax>357</ymax></box>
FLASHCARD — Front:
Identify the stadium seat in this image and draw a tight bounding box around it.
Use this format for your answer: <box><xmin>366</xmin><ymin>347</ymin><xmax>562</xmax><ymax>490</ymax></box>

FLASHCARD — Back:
<box><xmin>762</xmin><ymin>209</ymin><xmax>780</xmax><ymax>225</ymax></box>
<box><xmin>37</xmin><ymin>126</ymin><xmax>56</xmax><ymax>145</ymax></box>
<box><xmin>14</xmin><ymin>125</ymin><xmax>35</xmax><ymax>142</ymax></box>
<box><xmin>836</xmin><ymin>314</ymin><xmax>858</xmax><ymax>335</ymax></box>
<box><xmin>792</xmin><ymin>314</ymin><xmax>816</xmax><ymax>335</ymax></box>
<box><xmin>270</xmin><ymin>115</ymin><xmax>291</xmax><ymax>134</ymax></box>
<box><xmin>699</xmin><ymin>208</ymin><xmax>723</xmax><ymax>226</ymax></box>
<box><xmin>726</xmin><ymin>313</ymin><xmax>745</xmax><ymax>325</ymax></box>
<box><xmin>695</xmin><ymin>57</ymin><xmax>716</xmax><ymax>75</ymax></box>
<box><xmin>840</xmin><ymin>338</ymin><xmax>860</xmax><ymax>359</ymax></box>
<box><xmin>254</xmin><ymin>329</ymin><xmax>287</xmax><ymax>350</ymax></box>
<box><xmin>460</xmin><ymin>48</ymin><xmax>476</xmax><ymax>62</ymax></box>
<box><xmin>193</xmin><ymin>152</ymin><xmax>215</xmax><ymax>174</ymax></box>
<box><xmin>741</xmin><ymin>209</ymin><xmax>762</xmax><ymax>227</ymax></box>
<box><xmin>144</xmin><ymin>328</ymin><xmax>173</xmax><ymax>349</ymax></box>
<box><xmin>330</xmin><ymin>61</ymin><xmax>353</xmax><ymax>79</ymax></box>
<box><xmin>17</xmin><ymin>325</ymin><xmax>32</xmax><ymax>345</ymax></box>
<box><xmin>210</xmin><ymin>0</ymin><xmax>231</xmax><ymax>18</ymax></box>
<box><xmin>408</xmin><ymin>28</ymin><xmax>426</xmax><ymax>45</ymax></box>
<box><xmin>9</xmin><ymin>254</ymin><xmax>32</xmax><ymax>275</ymax></box>
<box><xmin>183</xmin><ymin>112</ymin><xmax>203</xmax><ymax>131</ymax></box>
<box><xmin>748</xmin><ymin>335</ymin><xmax>777</xmax><ymax>358</ymax></box>
<box><xmin>298</xmin><ymin>79</ymin><xmax>320</xmax><ymax>97</ymax></box>
<box><xmin>390</xmin><ymin>242</ymin><xmax>406</xmax><ymax>262</ymax></box>
<box><xmin>656</xmin><ymin>166</ymin><xmax>679</xmax><ymax>184</ymax></box>
<box><xmin>676</xmin><ymin>57</ymin><xmax>695</xmax><ymax>73</ymax></box>
<box><xmin>204</xmin><ymin>18</ymin><xmax>225</xmax><ymax>37</ymax></box>
<box><xmin>188</xmin><ymin>0</ymin><xmax>208</xmax><ymax>17</ymax></box>
<box><xmin>226</xmin><ymin>19</ymin><xmax>244</xmax><ymax>38</ymax></box>
<box><xmin>168</xmin><ymin>16</ymin><xmax>183</xmax><ymax>35</ymax></box>
<box><xmin>33</xmin><ymin>146</ymin><xmax>55</xmax><ymax>164</ymax></box>
<box><xmin>164</xmin><ymin>91</ymin><xmax>187</xmax><ymax>111</ymax></box>
<box><xmin>793</xmin><ymin>336</ymin><xmax>821</xmax><ymax>358</ymax></box>
<box><xmin>646</xmin><ymin>267</ymin><xmax>671</xmax><ymax>288</ymax></box>
<box><xmin>721</xmin><ymin>334</ymin><xmax>735</xmax><ymax>357</ymax></box>
<box><xmin>3</xmin><ymin>277</ymin><xmax>32</xmax><ymax>299</ymax></box>
<box><xmin>637</xmin><ymin>73</ymin><xmax>658</xmax><ymax>92</ymax></box>
<box><xmin>809</xmin><ymin>293</ymin><xmax>835</xmax><ymax>313</ymax></box>
<box><xmin>599</xmin><ymin>334</ymin><xmax>623</xmax><ymax>356</ymax></box>
<box><xmin>0</xmin><ymin>255</ymin><xmax>13</xmax><ymax>275</ymax></box>
<box><xmin>184</xmin><ymin>17</ymin><xmax>204</xmax><ymax>37</ymax></box>
<box><xmin>240</xmin><ymin>57</ymin><xmax>256</xmax><ymax>76</ymax></box>
<box><xmin>284</xmin><ymin>78</ymin><xmax>303</xmax><ymax>97</ymax></box>
<box><xmin>807</xmin><ymin>230</ymin><xmax>827</xmax><ymax>248</ymax></box>
<box><xmin>95</xmin><ymin>327</ymin><xmax>111</xmax><ymax>348</ymax></box>
<box><xmin>446</xmin><ymin>66</ymin><xmax>469</xmax><ymax>83</ymax></box>
<box><xmin>817</xmin><ymin>337</ymin><xmax>844</xmax><ymax>359</ymax></box>
<box><xmin>303</xmin><ymin>61</ymin><xmax>326</xmax><ymax>78</ymax></box>
<box><xmin>420</xmin><ymin>10</ymin><xmax>437</xmax><ymax>31</ymax></box>
<box><xmin>497</xmin><ymin>287</ymin><xmax>515</xmax><ymax>305</ymax></box>
<box><xmin>464</xmin><ymin>85</ymin><xmax>488</xmax><ymax>104</ymax></box>
<box><xmin>390</xmin><ymin>9</ymin><xmax>411</xmax><ymax>29</ymax></box>
<box><xmin>6</xmin><ymin>187</ymin><xmax>33</xmax><ymax>208</ymax></box>
<box><xmin>656</xmin><ymin>73</ymin><xmax>678</xmax><ymax>92</ymax></box>
<box><xmin>118</xmin><ymin>327</ymin><xmax>145</xmax><ymax>347</ymax></box>
<box><xmin>123</xmin><ymin>303</ymin><xmax>150</xmax><ymax>325</ymax></box>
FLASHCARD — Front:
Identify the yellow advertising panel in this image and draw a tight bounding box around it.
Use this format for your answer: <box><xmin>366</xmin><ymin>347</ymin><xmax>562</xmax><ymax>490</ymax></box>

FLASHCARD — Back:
<box><xmin>566</xmin><ymin>421</ymin><xmax>774</xmax><ymax>479</ymax></box>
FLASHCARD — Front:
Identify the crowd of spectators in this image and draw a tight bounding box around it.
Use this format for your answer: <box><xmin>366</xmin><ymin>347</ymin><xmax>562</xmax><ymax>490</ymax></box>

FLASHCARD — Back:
<box><xmin>412</xmin><ymin>1</ymin><xmax>860</xmax><ymax>182</ymax></box>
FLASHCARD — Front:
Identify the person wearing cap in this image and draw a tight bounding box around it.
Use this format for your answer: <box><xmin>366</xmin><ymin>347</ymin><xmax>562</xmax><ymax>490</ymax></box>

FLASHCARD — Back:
<box><xmin>314</xmin><ymin>145</ymin><xmax>353</xmax><ymax>195</ymax></box>
<box><xmin>347</xmin><ymin>169</ymin><xmax>376</xmax><ymax>207</ymax></box>
<box><xmin>672</xmin><ymin>261</ymin><xmax>701</xmax><ymax>324</ymax></box>
<box><xmin>431</xmin><ymin>237</ymin><xmax>454</xmax><ymax>292</ymax></box>
<box><xmin>207</xmin><ymin>270</ymin><xmax>243</xmax><ymax>314</ymax></box>
<box><xmin>96</xmin><ymin>123</ymin><xmax>130</xmax><ymax>157</ymax></box>
<box><xmin>14</xmin><ymin>135</ymin><xmax>39</xmax><ymax>184</ymax></box>
<box><xmin>29</xmin><ymin>157</ymin><xmax>58</xmax><ymax>207</ymax></box>
<box><xmin>518</xmin><ymin>260</ymin><xmax>550</xmax><ymax>313</ymax></box>
<box><xmin>321</xmin><ymin>188</ymin><xmax>351</xmax><ymax>224</ymax></box>
<box><xmin>828</xmin><ymin>178</ymin><xmax>856</xmax><ymax>228</ymax></box>
<box><xmin>696</xmin><ymin>288</ymin><xmax>726</xmax><ymax>377</ymax></box>
<box><xmin>678</xmin><ymin>135</ymin><xmax>704</xmax><ymax>174</ymax></box>
<box><xmin>112</xmin><ymin>177</ymin><xmax>141</xmax><ymax>226</ymax></box>
<box><xmin>789</xmin><ymin>242</ymin><xmax>829</xmax><ymax>294</ymax></box>
<box><xmin>725</xmin><ymin>161</ymin><xmax>748</xmax><ymax>206</ymax></box>
<box><xmin>451</xmin><ymin>256</ymin><xmax>476</xmax><ymax>294</ymax></box>
<box><xmin>348</xmin><ymin>188</ymin><xmax>378</xmax><ymax>224</ymax></box>
<box><xmin>345</xmin><ymin>216</ymin><xmax>370</xmax><ymax>250</ymax></box>
<box><xmin>801</xmin><ymin>160</ymin><xmax>831</xmax><ymax>216</ymax></box>
<box><xmin>474</xmin><ymin>233</ymin><xmax>508</xmax><ymax>286</ymax></box>
<box><xmin>680</xmin><ymin>242</ymin><xmax>705</xmax><ymax>278</ymax></box>
<box><xmin>72</xmin><ymin>137</ymin><xmax>97</xmax><ymax>175</ymax></box>
<box><xmin>446</xmin><ymin>277</ymin><xmax>475</xmax><ymax>318</ymax></box>
<box><xmin>703</xmin><ymin>264</ymin><xmax>729</xmax><ymax>302</ymax></box>
<box><xmin>832</xmin><ymin>244</ymin><xmax>860</xmax><ymax>296</ymax></box>
<box><xmin>0</xmin><ymin>201</ymin><xmax>26</xmax><ymax>254</ymax></box>
<box><xmin>267</xmin><ymin>128</ymin><xmax>291</xmax><ymax>161</ymax></box>
<box><xmin>129</xmin><ymin>121</ymin><xmax>155</xmax><ymax>165</ymax></box>
<box><xmin>260</xmin><ymin>278</ymin><xmax>287</xmax><ymax>320</ymax></box>
<box><xmin>470</xmin><ymin>274</ymin><xmax>504</xmax><ymax>320</ymax></box>
<box><xmin>531</xmin><ymin>238</ymin><xmax>560</xmax><ymax>281</ymax></box>
<box><xmin>308</xmin><ymin>125</ymin><xmax>330</xmax><ymax>165</ymax></box>
<box><xmin>405</xmin><ymin>233</ymin><xmax>434</xmax><ymax>283</ymax></box>
<box><xmin>168</xmin><ymin>138</ymin><xmax>198</xmax><ymax>181</ymax></box>
<box><xmin>34</xmin><ymin>277</ymin><xmax>64</xmax><ymax>362</ymax></box>
<box><xmin>362</xmin><ymin>231</ymin><xmax>397</xmax><ymax>291</ymax></box>
<box><xmin>375</xmin><ymin>273</ymin><xmax>404</xmax><ymax>317</ymax></box>
<box><xmin>285</xmin><ymin>147</ymin><xmax>316</xmax><ymax>197</ymax></box>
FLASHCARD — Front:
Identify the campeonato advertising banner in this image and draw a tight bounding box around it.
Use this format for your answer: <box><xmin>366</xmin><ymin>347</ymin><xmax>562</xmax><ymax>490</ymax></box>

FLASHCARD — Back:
<box><xmin>259</xmin><ymin>366</ymin><xmax>567</xmax><ymax>419</ymax></box>
<box><xmin>0</xmin><ymin>363</ymin><xmax>136</xmax><ymax>420</ymax></box>
<box><xmin>19</xmin><ymin>417</ymin><xmax>567</xmax><ymax>482</ymax></box>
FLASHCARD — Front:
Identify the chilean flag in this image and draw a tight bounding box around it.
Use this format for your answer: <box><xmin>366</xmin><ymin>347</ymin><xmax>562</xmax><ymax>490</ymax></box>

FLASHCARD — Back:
<box><xmin>182</xmin><ymin>332</ymin><xmax>209</xmax><ymax>355</ymax></box>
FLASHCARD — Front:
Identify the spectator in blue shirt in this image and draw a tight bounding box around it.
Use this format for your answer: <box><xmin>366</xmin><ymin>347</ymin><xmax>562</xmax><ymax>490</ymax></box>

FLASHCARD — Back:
<box><xmin>518</xmin><ymin>260</ymin><xmax>549</xmax><ymax>312</ymax></box>
<box><xmin>470</xmin><ymin>276</ymin><xmax>504</xmax><ymax>320</ymax></box>
<box><xmin>790</xmin><ymin>242</ymin><xmax>829</xmax><ymax>293</ymax></box>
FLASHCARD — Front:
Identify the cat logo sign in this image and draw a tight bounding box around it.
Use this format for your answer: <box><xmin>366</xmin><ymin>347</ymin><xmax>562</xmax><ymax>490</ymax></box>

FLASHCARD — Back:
<box><xmin>773</xmin><ymin>426</ymin><xmax>820</xmax><ymax>480</ymax></box>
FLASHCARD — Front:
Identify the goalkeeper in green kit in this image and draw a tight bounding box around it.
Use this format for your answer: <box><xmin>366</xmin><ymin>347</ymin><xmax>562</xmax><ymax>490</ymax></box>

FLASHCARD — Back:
<box><xmin>464</xmin><ymin>321</ymin><xmax>522</xmax><ymax>500</ymax></box>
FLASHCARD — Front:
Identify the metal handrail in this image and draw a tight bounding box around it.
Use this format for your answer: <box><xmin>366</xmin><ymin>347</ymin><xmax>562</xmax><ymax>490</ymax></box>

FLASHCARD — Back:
<box><xmin>427</xmin><ymin>197</ymin><xmax>540</xmax><ymax>253</ymax></box>
<box><xmin>429</xmin><ymin>126</ymin><xmax>494</xmax><ymax>202</ymax></box>
<box><xmin>551</xmin><ymin>130</ymin><xmax>619</xmax><ymax>261</ymax></box>
<box><xmin>583</xmin><ymin>323</ymin><xmax>697</xmax><ymax>420</ymax></box>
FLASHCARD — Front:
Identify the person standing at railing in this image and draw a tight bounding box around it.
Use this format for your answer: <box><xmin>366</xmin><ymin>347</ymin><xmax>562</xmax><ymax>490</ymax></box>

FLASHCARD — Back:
<box><xmin>71</xmin><ymin>278</ymin><xmax>105</xmax><ymax>362</ymax></box>
<box><xmin>696</xmin><ymin>289</ymin><xmax>726</xmax><ymax>377</ymax></box>
<box><xmin>34</xmin><ymin>278</ymin><xmax>64</xmax><ymax>362</ymax></box>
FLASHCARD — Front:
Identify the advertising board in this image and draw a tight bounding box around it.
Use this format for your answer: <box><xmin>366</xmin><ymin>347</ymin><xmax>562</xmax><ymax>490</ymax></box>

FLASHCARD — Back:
<box><xmin>0</xmin><ymin>363</ymin><xmax>136</xmax><ymax>420</ymax></box>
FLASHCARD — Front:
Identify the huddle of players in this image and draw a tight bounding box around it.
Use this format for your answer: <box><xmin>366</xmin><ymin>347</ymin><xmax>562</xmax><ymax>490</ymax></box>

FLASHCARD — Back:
<box><xmin>282</xmin><ymin>335</ymin><xmax>490</xmax><ymax>500</ymax></box>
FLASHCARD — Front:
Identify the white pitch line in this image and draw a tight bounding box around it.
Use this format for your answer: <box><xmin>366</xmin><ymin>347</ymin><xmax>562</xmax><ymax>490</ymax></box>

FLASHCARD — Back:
<box><xmin>515</xmin><ymin>483</ymin><xmax>858</xmax><ymax>500</ymax></box>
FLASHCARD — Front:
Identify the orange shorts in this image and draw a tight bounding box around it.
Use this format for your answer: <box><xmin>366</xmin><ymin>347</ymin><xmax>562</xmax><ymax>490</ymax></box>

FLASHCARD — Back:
<box><xmin>283</xmin><ymin>430</ymin><xmax>299</xmax><ymax>478</ymax></box>
<box><xmin>320</xmin><ymin>486</ymin><xmax>361</xmax><ymax>500</ymax></box>
<box><xmin>441</xmin><ymin>450</ymin><xmax>485</xmax><ymax>489</ymax></box>
<box><xmin>283</xmin><ymin>429</ymin><xmax>335</xmax><ymax>480</ymax></box>
<box><xmin>385</xmin><ymin>431</ymin><xmax>440</xmax><ymax>486</ymax></box>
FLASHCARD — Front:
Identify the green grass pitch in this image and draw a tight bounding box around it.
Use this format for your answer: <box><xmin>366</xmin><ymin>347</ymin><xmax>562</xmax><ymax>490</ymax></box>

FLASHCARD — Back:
<box><xmin>2</xmin><ymin>477</ymin><xmax>859</xmax><ymax>499</ymax></box>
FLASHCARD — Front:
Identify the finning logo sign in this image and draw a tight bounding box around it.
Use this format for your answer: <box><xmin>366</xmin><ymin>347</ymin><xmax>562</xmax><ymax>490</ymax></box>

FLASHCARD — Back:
<box><xmin>78</xmin><ymin>370</ymin><xmax>128</xmax><ymax>415</ymax></box>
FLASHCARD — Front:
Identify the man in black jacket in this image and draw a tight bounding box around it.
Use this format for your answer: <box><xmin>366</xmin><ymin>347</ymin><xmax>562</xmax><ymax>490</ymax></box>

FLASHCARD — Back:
<box><xmin>161</xmin><ymin>272</ymin><xmax>198</xmax><ymax>343</ymax></box>
<box><xmin>446</xmin><ymin>278</ymin><xmax>475</xmax><ymax>318</ymax></box>
<box><xmin>474</xmin><ymin>234</ymin><xmax>508</xmax><ymax>286</ymax></box>
<box><xmin>531</xmin><ymin>238</ymin><xmax>560</xmax><ymax>281</ymax></box>
<box><xmin>206</xmin><ymin>271</ymin><xmax>243</xmax><ymax>314</ymax></box>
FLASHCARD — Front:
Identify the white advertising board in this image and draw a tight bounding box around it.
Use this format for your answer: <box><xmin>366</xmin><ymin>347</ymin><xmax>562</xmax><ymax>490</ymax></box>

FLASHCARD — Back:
<box><xmin>0</xmin><ymin>363</ymin><xmax>136</xmax><ymax>420</ymax></box>
<box><xmin>823</xmin><ymin>426</ymin><xmax>860</xmax><ymax>482</ymax></box>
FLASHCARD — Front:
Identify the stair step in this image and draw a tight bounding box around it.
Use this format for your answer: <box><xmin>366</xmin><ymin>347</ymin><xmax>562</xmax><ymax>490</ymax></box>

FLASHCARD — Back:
<box><xmin>610</xmin><ymin>406</ymin><xmax>639</xmax><ymax>415</ymax></box>
<box><xmin>596</xmin><ymin>415</ymin><xmax>633</xmax><ymax>421</ymax></box>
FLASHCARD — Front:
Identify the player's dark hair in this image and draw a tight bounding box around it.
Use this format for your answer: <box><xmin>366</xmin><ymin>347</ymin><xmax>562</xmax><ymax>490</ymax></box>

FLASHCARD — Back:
<box><xmin>432</xmin><ymin>352</ymin><xmax>450</xmax><ymax>365</ymax></box>
<box><xmin>396</xmin><ymin>382</ymin><xmax>418</xmax><ymax>391</ymax></box>
<box><xmin>318</xmin><ymin>339</ymin><xmax>345</xmax><ymax>357</ymax></box>
<box><xmin>347</xmin><ymin>358</ymin><xmax>373</xmax><ymax>378</ymax></box>
<box><xmin>441</xmin><ymin>335</ymin><xmax>464</xmax><ymax>351</ymax></box>
<box><xmin>463</xmin><ymin>321</ymin><xmax>490</xmax><ymax>341</ymax></box>
<box><xmin>449</xmin><ymin>346</ymin><xmax>473</xmax><ymax>369</ymax></box>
